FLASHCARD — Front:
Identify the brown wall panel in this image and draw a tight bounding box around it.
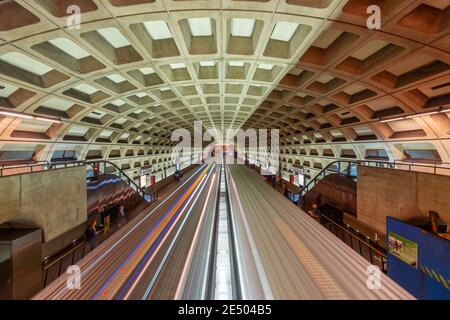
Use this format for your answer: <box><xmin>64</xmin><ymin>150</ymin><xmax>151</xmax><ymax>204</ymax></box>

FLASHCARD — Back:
<box><xmin>358</xmin><ymin>166</ymin><xmax>450</xmax><ymax>235</ymax></box>
<box><xmin>0</xmin><ymin>167</ymin><xmax>87</xmax><ymax>242</ymax></box>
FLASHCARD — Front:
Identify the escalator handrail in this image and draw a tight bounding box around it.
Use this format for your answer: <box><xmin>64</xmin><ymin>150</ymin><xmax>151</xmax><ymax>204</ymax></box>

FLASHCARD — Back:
<box><xmin>297</xmin><ymin>158</ymin><xmax>450</xmax><ymax>197</ymax></box>
<box><xmin>50</xmin><ymin>160</ymin><xmax>157</xmax><ymax>201</ymax></box>
<box><xmin>298</xmin><ymin>159</ymin><xmax>401</xmax><ymax>197</ymax></box>
<box><xmin>0</xmin><ymin>159</ymin><xmax>157</xmax><ymax>202</ymax></box>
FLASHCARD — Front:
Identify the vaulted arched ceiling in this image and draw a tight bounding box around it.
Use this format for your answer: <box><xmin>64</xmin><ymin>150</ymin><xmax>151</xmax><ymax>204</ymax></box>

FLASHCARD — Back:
<box><xmin>0</xmin><ymin>0</ymin><xmax>449</xmax><ymax>179</ymax></box>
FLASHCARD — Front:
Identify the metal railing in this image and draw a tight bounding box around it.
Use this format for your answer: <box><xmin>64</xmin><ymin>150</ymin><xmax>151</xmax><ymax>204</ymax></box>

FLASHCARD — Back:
<box><xmin>42</xmin><ymin>239</ymin><xmax>88</xmax><ymax>288</ymax></box>
<box><xmin>0</xmin><ymin>159</ymin><xmax>157</xmax><ymax>203</ymax></box>
<box><xmin>320</xmin><ymin>215</ymin><xmax>388</xmax><ymax>272</ymax></box>
<box><xmin>0</xmin><ymin>160</ymin><xmax>50</xmax><ymax>176</ymax></box>
<box><xmin>392</xmin><ymin>160</ymin><xmax>450</xmax><ymax>175</ymax></box>
<box><xmin>298</xmin><ymin>159</ymin><xmax>450</xmax><ymax>198</ymax></box>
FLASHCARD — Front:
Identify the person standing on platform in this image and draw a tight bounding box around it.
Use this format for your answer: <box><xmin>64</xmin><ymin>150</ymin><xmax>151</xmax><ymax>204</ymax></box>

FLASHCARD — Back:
<box><xmin>85</xmin><ymin>220</ymin><xmax>98</xmax><ymax>250</ymax></box>
<box><xmin>117</xmin><ymin>205</ymin><xmax>127</xmax><ymax>228</ymax></box>
<box><xmin>308</xmin><ymin>203</ymin><xmax>321</xmax><ymax>219</ymax></box>
<box><xmin>118</xmin><ymin>205</ymin><xmax>127</xmax><ymax>218</ymax></box>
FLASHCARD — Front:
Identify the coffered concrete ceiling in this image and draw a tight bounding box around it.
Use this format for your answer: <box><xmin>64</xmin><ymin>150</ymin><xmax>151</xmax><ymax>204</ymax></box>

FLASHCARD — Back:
<box><xmin>0</xmin><ymin>0</ymin><xmax>449</xmax><ymax>178</ymax></box>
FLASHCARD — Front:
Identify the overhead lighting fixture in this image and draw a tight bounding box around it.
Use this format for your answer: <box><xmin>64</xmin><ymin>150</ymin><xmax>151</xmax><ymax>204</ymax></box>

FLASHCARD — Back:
<box><xmin>0</xmin><ymin>110</ymin><xmax>33</xmax><ymax>119</ymax></box>
<box><xmin>170</xmin><ymin>63</ymin><xmax>186</xmax><ymax>69</ymax></box>
<box><xmin>231</xmin><ymin>18</ymin><xmax>255</xmax><ymax>37</ymax></box>
<box><xmin>49</xmin><ymin>38</ymin><xmax>90</xmax><ymax>60</ymax></box>
<box><xmin>229</xmin><ymin>61</ymin><xmax>245</xmax><ymax>67</ymax></box>
<box><xmin>200</xmin><ymin>61</ymin><xmax>215</xmax><ymax>67</ymax></box>
<box><xmin>139</xmin><ymin>67</ymin><xmax>155</xmax><ymax>75</ymax></box>
<box><xmin>404</xmin><ymin>111</ymin><xmax>441</xmax><ymax>119</ymax></box>
<box><xmin>144</xmin><ymin>21</ymin><xmax>172</xmax><ymax>40</ymax></box>
<box><xmin>0</xmin><ymin>109</ymin><xmax>61</xmax><ymax>123</ymax></box>
<box><xmin>271</xmin><ymin>21</ymin><xmax>299</xmax><ymax>42</ymax></box>
<box><xmin>34</xmin><ymin>117</ymin><xmax>61</xmax><ymax>124</ymax></box>
<box><xmin>0</xmin><ymin>83</ymin><xmax>17</xmax><ymax>97</ymax></box>
<box><xmin>107</xmin><ymin>74</ymin><xmax>126</xmax><ymax>83</ymax></box>
<box><xmin>380</xmin><ymin>109</ymin><xmax>450</xmax><ymax>123</ymax></box>
<box><xmin>97</xmin><ymin>27</ymin><xmax>129</xmax><ymax>48</ymax></box>
<box><xmin>187</xmin><ymin>18</ymin><xmax>212</xmax><ymax>37</ymax></box>
<box><xmin>74</xmin><ymin>83</ymin><xmax>98</xmax><ymax>95</ymax></box>
<box><xmin>0</xmin><ymin>52</ymin><xmax>53</xmax><ymax>75</ymax></box>
<box><xmin>112</xmin><ymin>99</ymin><xmax>125</xmax><ymax>106</ymax></box>
<box><xmin>258</xmin><ymin>63</ymin><xmax>274</xmax><ymax>70</ymax></box>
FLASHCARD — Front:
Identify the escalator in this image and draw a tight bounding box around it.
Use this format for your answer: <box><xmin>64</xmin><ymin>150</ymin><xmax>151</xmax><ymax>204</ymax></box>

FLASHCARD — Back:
<box><xmin>208</xmin><ymin>164</ymin><xmax>241</xmax><ymax>300</ymax></box>
<box><xmin>39</xmin><ymin>160</ymin><xmax>159</xmax><ymax>287</ymax></box>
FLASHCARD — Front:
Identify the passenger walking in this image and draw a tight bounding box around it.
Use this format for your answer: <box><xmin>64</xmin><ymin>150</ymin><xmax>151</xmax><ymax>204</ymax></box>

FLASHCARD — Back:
<box><xmin>85</xmin><ymin>220</ymin><xmax>98</xmax><ymax>250</ymax></box>
<box><xmin>117</xmin><ymin>205</ymin><xmax>127</xmax><ymax>228</ymax></box>
<box><xmin>118</xmin><ymin>205</ymin><xmax>127</xmax><ymax>218</ymax></box>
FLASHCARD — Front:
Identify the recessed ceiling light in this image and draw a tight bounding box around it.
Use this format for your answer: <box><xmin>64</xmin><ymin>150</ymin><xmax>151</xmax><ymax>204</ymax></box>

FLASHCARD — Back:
<box><xmin>42</xmin><ymin>98</ymin><xmax>73</xmax><ymax>111</ymax></box>
<box><xmin>89</xmin><ymin>111</ymin><xmax>105</xmax><ymax>119</ymax></box>
<box><xmin>229</xmin><ymin>61</ymin><xmax>245</xmax><ymax>67</ymax></box>
<box><xmin>74</xmin><ymin>84</ymin><xmax>98</xmax><ymax>95</ymax></box>
<box><xmin>187</xmin><ymin>18</ymin><xmax>212</xmax><ymax>37</ymax></box>
<box><xmin>271</xmin><ymin>21</ymin><xmax>299</xmax><ymax>42</ymax></box>
<box><xmin>0</xmin><ymin>83</ymin><xmax>17</xmax><ymax>97</ymax></box>
<box><xmin>49</xmin><ymin>38</ymin><xmax>90</xmax><ymax>60</ymax></box>
<box><xmin>97</xmin><ymin>27</ymin><xmax>129</xmax><ymax>48</ymax></box>
<box><xmin>258</xmin><ymin>63</ymin><xmax>274</xmax><ymax>70</ymax></box>
<box><xmin>231</xmin><ymin>18</ymin><xmax>255</xmax><ymax>37</ymax></box>
<box><xmin>116</xmin><ymin>118</ymin><xmax>128</xmax><ymax>125</ymax></box>
<box><xmin>136</xmin><ymin>92</ymin><xmax>147</xmax><ymax>98</ymax></box>
<box><xmin>68</xmin><ymin>125</ymin><xmax>89</xmax><ymax>135</ymax></box>
<box><xmin>99</xmin><ymin>130</ymin><xmax>113</xmax><ymax>138</ymax></box>
<box><xmin>144</xmin><ymin>21</ymin><xmax>172</xmax><ymax>40</ymax></box>
<box><xmin>0</xmin><ymin>52</ymin><xmax>53</xmax><ymax>76</ymax></box>
<box><xmin>139</xmin><ymin>67</ymin><xmax>155</xmax><ymax>75</ymax></box>
<box><xmin>199</xmin><ymin>61</ymin><xmax>216</xmax><ymax>67</ymax></box>
<box><xmin>170</xmin><ymin>63</ymin><xmax>186</xmax><ymax>69</ymax></box>
<box><xmin>160</xmin><ymin>87</ymin><xmax>171</xmax><ymax>92</ymax></box>
<box><xmin>112</xmin><ymin>99</ymin><xmax>125</xmax><ymax>106</ymax></box>
<box><xmin>107</xmin><ymin>74</ymin><xmax>126</xmax><ymax>83</ymax></box>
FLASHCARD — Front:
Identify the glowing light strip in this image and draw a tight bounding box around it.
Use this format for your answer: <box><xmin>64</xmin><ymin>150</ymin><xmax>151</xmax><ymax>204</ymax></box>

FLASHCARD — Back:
<box><xmin>120</xmin><ymin>165</ymin><xmax>213</xmax><ymax>299</ymax></box>
<box><xmin>92</xmin><ymin>165</ymin><xmax>211</xmax><ymax>299</ymax></box>
<box><xmin>0</xmin><ymin>109</ymin><xmax>60</xmax><ymax>123</ymax></box>
<box><xmin>51</xmin><ymin>164</ymin><xmax>206</xmax><ymax>300</ymax></box>
<box><xmin>214</xmin><ymin>165</ymin><xmax>233</xmax><ymax>300</ymax></box>
<box><xmin>0</xmin><ymin>110</ymin><xmax>33</xmax><ymax>119</ymax></box>
<box><xmin>140</xmin><ymin>167</ymin><xmax>216</xmax><ymax>300</ymax></box>
<box><xmin>174</xmin><ymin>172</ymin><xmax>217</xmax><ymax>299</ymax></box>
<box><xmin>380</xmin><ymin>109</ymin><xmax>450</xmax><ymax>123</ymax></box>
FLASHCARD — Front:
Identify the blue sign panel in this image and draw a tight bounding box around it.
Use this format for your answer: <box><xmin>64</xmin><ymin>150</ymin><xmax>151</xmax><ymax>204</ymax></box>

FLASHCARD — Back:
<box><xmin>386</xmin><ymin>217</ymin><xmax>422</xmax><ymax>298</ymax></box>
<box><xmin>387</xmin><ymin>217</ymin><xmax>450</xmax><ymax>300</ymax></box>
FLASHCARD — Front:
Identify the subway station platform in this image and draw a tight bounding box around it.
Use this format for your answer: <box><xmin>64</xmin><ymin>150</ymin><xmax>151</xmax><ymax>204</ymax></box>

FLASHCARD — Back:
<box><xmin>0</xmin><ymin>0</ymin><xmax>449</xmax><ymax>302</ymax></box>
